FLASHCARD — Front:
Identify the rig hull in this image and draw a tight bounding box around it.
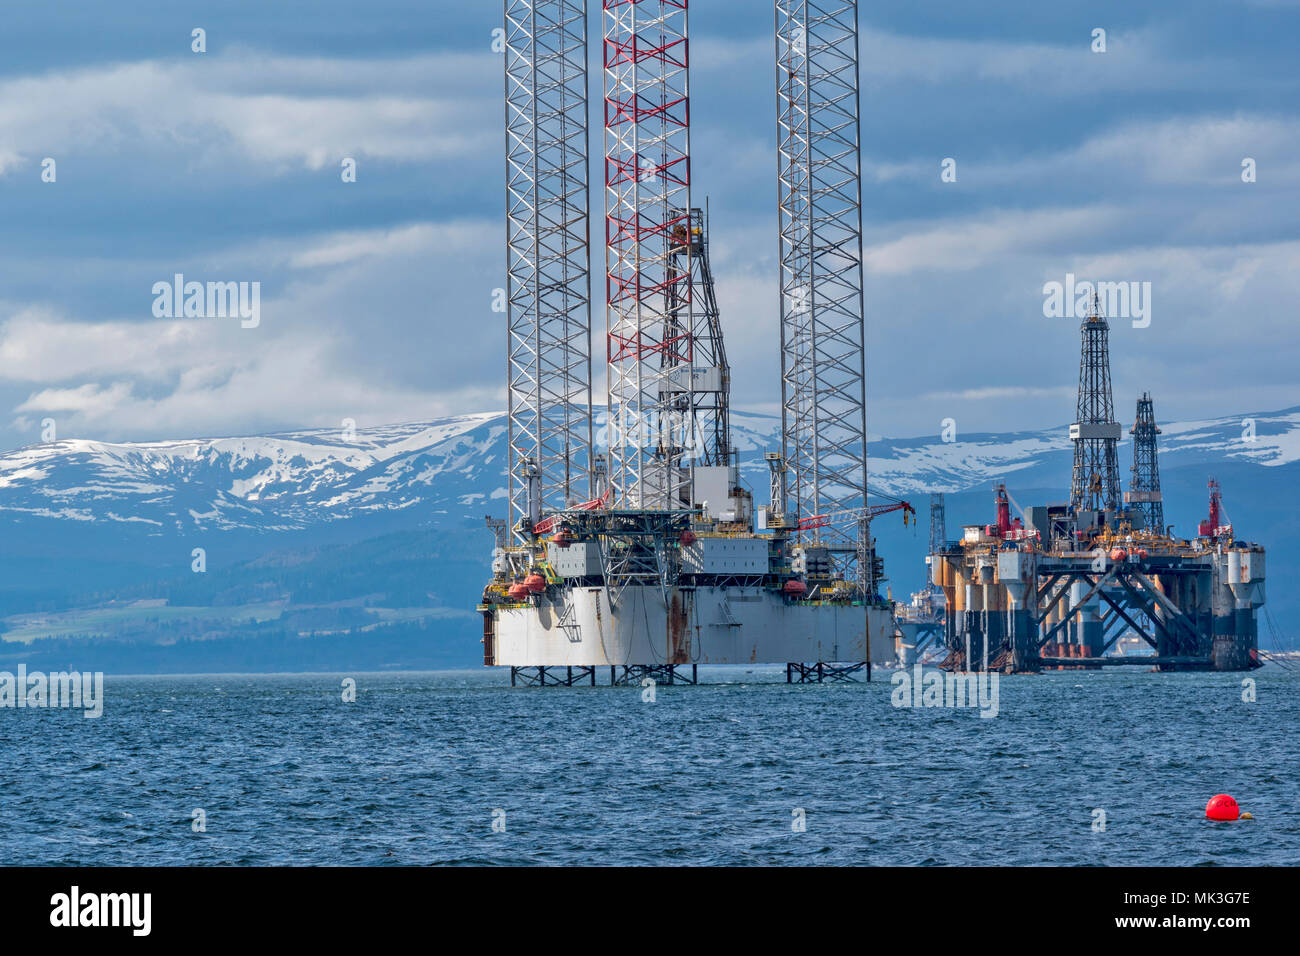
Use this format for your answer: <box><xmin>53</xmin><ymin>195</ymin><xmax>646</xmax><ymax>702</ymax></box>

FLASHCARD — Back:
<box><xmin>931</xmin><ymin>542</ymin><xmax>1265</xmax><ymax>672</ymax></box>
<box><xmin>485</xmin><ymin>584</ymin><xmax>895</xmax><ymax>669</ymax></box>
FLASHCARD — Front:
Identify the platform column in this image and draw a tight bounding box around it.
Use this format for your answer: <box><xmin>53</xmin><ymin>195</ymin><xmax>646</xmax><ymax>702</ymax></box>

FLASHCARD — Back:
<box><xmin>997</xmin><ymin>551</ymin><xmax>1039</xmax><ymax>673</ymax></box>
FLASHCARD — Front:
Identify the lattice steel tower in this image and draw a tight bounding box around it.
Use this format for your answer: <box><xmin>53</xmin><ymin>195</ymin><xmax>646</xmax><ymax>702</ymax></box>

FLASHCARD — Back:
<box><xmin>1127</xmin><ymin>392</ymin><xmax>1164</xmax><ymax>531</ymax></box>
<box><xmin>603</xmin><ymin>0</ymin><xmax>699</xmax><ymax>510</ymax></box>
<box><xmin>1069</xmin><ymin>293</ymin><xmax>1122</xmax><ymax>515</ymax></box>
<box><xmin>775</xmin><ymin>0</ymin><xmax>869</xmax><ymax>575</ymax></box>
<box><xmin>504</xmin><ymin>0</ymin><xmax>595</xmax><ymax>535</ymax></box>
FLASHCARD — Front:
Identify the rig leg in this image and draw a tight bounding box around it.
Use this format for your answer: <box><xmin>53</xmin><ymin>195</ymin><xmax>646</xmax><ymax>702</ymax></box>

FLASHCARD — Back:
<box><xmin>785</xmin><ymin>662</ymin><xmax>868</xmax><ymax>684</ymax></box>
<box><xmin>609</xmin><ymin>664</ymin><xmax>699</xmax><ymax>686</ymax></box>
<box><xmin>506</xmin><ymin>666</ymin><xmax>597</xmax><ymax>687</ymax></box>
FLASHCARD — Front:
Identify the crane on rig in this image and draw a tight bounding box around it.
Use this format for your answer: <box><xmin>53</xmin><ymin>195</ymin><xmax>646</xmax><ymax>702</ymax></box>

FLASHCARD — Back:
<box><xmin>798</xmin><ymin>500</ymin><xmax>916</xmax><ymax>532</ymax></box>
<box><xmin>1198</xmin><ymin>477</ymin><xmax>1233</xmax><ymax>538</ymax></box>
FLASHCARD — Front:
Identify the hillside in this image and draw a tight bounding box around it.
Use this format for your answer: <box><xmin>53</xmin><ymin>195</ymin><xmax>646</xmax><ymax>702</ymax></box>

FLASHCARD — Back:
<box><xmin>2</xmin><ymin>406</ymin><xmax>1295</xmax><ymax>669</ymax></box>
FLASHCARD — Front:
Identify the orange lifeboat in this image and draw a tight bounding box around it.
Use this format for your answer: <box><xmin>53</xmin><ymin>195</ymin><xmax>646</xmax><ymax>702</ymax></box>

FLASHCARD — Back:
<box><xmin>507</xmin><ymin>582</ymin><xmax>529</xmax><ymax>601</ymax></box>
<box><xmin>782</xmin><ymin>579</ymin><xmax>807</xmax><ymax>598</ymax></box>
<box><xmin>551</xmin><ymin>530</ymin><xmax>573</xmax><ymax>548</ymax></box>
<box><xmin>679</xmin><ymin>530</ymin><xmax>697</xmax><ymax>547</ymax></box>
<box><xmin>1110</xmin><ymin>548</ymin><xmax>1128</xmax><ymax>563</ymax></box>
<box><xmin>1135</xmin><ymin>548</ymin><xmax>1149</xmax><ymax>561</ymax></box>
<box><xmin>523</xmin><ymin>572</ymin><xmax>547</xmax><ymax>594</ymax></box>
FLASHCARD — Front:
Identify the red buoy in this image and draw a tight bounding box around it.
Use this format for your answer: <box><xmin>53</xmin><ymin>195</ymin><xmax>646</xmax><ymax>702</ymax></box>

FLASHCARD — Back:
<box><xmin>1205</xmin><ymin>794</ymin><xmax>1240</xmax><ymax>821</ymax></box>
<box><xmin>523</xmin><ymin>573</ymin><xmax>547</xmax><ymax>594</ymax></box>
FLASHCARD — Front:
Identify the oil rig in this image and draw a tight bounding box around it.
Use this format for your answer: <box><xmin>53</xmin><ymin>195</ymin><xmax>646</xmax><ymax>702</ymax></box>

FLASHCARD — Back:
<box><xmin>481</xmin><ymin>0</ymin><xmax>913</xmax><ymax>686</ymax></box>
<box><xmin>929</xmin><ymin>297</ymin><xmax>1266</xmax><ymax>672</ymax></box>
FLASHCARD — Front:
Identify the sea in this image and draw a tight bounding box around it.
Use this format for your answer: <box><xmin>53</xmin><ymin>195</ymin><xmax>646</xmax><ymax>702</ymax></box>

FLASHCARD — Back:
<box><xmin>2</xmin><ymin>664</ymin><xmax>1296</xmax><ymax>865</ymax></box>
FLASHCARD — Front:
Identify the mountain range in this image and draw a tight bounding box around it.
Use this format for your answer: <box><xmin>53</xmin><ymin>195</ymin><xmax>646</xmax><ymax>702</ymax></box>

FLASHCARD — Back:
<box><xmin>1</xmin><ymin>406</ymin><xmax>1296</xmax><ymax>670</ymax></box>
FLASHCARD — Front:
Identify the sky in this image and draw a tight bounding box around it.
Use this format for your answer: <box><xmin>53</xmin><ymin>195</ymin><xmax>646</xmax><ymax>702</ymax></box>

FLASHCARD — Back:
<box><xmin>0</xmin><ymin>0</ymin><xmax>1297</xmax><ymax>452</ymax></box>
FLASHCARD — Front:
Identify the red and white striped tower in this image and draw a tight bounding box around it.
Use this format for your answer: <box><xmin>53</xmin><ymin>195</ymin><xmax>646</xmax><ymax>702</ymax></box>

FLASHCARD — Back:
<box><xmin>603</xmin><ymin>0</ymin><xmax>696</xmax><ymax>510</ymax></box>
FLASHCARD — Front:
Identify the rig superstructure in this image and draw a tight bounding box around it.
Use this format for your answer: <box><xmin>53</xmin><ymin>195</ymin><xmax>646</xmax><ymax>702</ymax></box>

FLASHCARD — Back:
<box><xmin>929</xmin><ymin>296</ymin><xmax>1265</xmax><ymax>673</ymax></box>
<box><xmin>481</xmin><ymin>0</ymin><xmax>908</xmax><ymax>686</ymax></box>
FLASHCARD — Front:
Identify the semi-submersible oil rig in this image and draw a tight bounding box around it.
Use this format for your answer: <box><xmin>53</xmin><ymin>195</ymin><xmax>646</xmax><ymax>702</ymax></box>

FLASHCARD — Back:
<box><xmin>479</xmin><ymin>1</ymin><xmax>913</xmax><ymax>686</ymax></box>
<box><xmin>927</xmin><ymin>296</ymin><xmax>1266</xmax><ymax>673</ymax></box>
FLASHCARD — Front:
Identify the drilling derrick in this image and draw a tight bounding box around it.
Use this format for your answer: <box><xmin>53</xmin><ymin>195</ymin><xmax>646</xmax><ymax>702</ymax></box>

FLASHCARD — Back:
<box><xmin>775</xmin><ymin>1</ymin><xmax>869</xmax><ymax>589</ymax></box>
<box><xmin>1126</xmin><ymin>392</ymin><xmax>1164</xmax><ymax>532</ymax></box>
<box><xmin>603</xmin><ymin>0</ymin><xmax>696</xmax><ymax>510</ymax></box>
<box><xmin>504</xmin><ymin>0</ymin><xmax>595</xmax><ymax>537</ymax></box>
<box><xmin>668</xmin><ymin>206</ymin><xmax>731</xmax><ymax>467</ymax></box>
<box><xmin>1069</xmin><ymin>293</ymin><xmax>1122</xmax><ymax>519</ymax></box>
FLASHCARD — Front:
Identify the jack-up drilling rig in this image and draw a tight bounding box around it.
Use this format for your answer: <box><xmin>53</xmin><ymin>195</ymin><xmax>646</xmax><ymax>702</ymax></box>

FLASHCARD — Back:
<box><xmin>480</xmin><ymin>0</ymin><xmax>906</xmax><ymax>686</ymax></box>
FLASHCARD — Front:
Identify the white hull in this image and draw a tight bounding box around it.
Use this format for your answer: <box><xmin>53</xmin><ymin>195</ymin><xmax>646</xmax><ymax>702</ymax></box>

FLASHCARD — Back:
<box><xmin>488</xmin><ymin>584</ymin><xmax>896</xmax><ymax>667</ymax></box>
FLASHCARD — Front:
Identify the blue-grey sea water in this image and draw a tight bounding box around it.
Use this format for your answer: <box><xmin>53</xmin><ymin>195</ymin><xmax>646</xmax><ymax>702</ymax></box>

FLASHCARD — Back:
<box><xmin>2</xmin><ymin>664</ymin><xmax>1296</xmax><ymax>865</ymax></box>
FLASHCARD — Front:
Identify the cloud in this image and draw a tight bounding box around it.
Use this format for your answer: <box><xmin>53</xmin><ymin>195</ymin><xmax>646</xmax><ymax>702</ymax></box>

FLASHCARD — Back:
<box><xmin>0</xmin><ymin>218</ymin><xmax>506</xmax><ymax>441</ymax></box>
<box><xmin>286</xmin><ymin>223</ymin><xmax>439</xmax><ymax>269</ymax></box>
<box><xmin>921</xmin><ymin>386</ymin><xmax>1077</xmax><ymax>403</ymax></box>
<box><xmin>697</xmin><ymin>25</ymin><xmax>1249</xmax><ymax>100</ymax></box>
<box><xmin>864</xmin><ymin>206</ymin><xmax>1123</xmax><ymax>275</ymax></box>
<box><xmin>0</xmin><ymin>49</ymin><xmax>496</xmax><ymax>177</ymax></box>
<box><xmin>15</xmin><ymin>382</ymin><xmax>133</xmax><ymax>415</ymax></box>
<box><xmin>7</xmin><ymin>309</ymin><xmax>500</xmax><ymax>440</ymax></box>
<box><xmin>855</xmin><ymin>26</ymin><xmax>1238</xmax><ymax>96</ymax></box>
<box><xmin>976</xmin><ymin>114</ymin><xmax>1300</xmax><ymax>188</ymax></box>
<box><xmin>0</xmin><ymin>9</ymin><xmax>1298</xmax><ymax>449</ymax></box>
<box><xmin>0</xmin><ymin>307</ymin><xmax>242</xmax><ymax>384</ymax></box>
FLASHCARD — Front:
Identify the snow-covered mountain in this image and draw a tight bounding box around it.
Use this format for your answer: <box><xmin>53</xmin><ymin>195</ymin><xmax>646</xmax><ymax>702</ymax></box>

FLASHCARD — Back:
<box><xmin>0</xmin><ymin>413</ymin><xmax>504</xmax><ymax>534</ymax></box>
<box><xmin>2</xmin><ymin>406</ymin><xmax>1296</xmax><ymax>668</ymax></box>
<box><xmin>0</xmin><ymin>407</ymin><xmax>1297</xmax><ymax>535</ymax></box>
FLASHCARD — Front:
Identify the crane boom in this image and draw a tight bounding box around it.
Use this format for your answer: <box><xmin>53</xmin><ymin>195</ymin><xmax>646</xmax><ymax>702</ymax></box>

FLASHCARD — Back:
<box><xmin>798</xmin><ymin>500</ymin><xmax>915</xmax><ymax>531</ymax></box>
